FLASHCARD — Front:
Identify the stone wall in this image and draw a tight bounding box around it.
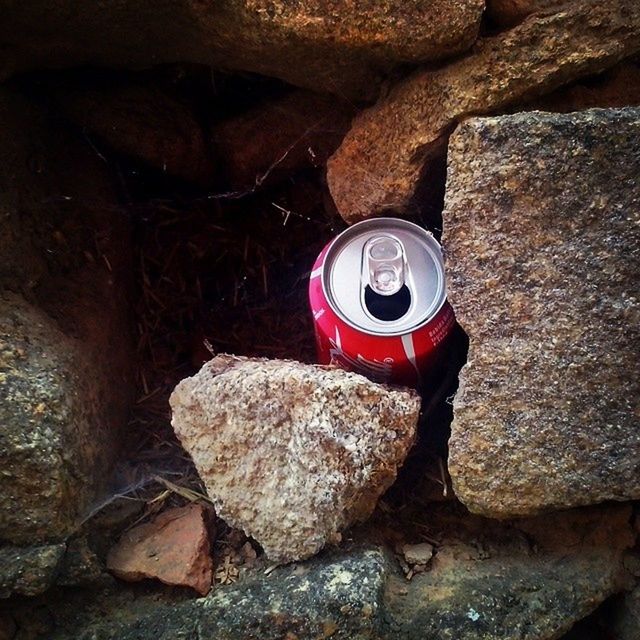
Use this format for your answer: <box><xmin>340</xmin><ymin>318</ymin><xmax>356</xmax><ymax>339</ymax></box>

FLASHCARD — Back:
<box><xmin>0</xmin><ymin>1</ymin><xmax>638</xmax><ymax>638</ymax></box>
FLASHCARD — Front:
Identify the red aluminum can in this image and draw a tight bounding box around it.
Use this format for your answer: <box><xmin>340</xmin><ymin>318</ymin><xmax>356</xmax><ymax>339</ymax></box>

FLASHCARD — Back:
<box><xmin>308</xmin><ymin>218</ymin><xmax>455</xmax><ymax>387</ymax></box>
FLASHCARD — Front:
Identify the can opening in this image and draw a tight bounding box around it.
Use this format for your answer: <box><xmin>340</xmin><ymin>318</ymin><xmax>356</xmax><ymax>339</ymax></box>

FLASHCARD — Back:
<box><xmin>324</xmin><ymin>218</ymin><xmax>447</xmax><ymax>336</ymax></box>
<box><xmin>364</xmin><ymin>284</ymin><xmax>412</xmax><ymax>321</ymax></box>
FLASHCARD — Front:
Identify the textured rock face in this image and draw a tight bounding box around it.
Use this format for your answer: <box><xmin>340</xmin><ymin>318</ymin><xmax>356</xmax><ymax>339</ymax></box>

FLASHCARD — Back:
<box><xmin>0</xmin><ymin>88</ymin><xmax>134</xmax><ymax>544</ymax></box>
<box><xmin>443</xmin><ymin>109</ymin><xmax>640</xmax><ymax>517</ymax></box>
<box><xmin>401</xmin><ymin>543</ymin><xmax>433</xmax><ymax>566</ymax></box>
<box><xmin>35</xmin><ymin>505</ymin><xmax>635</xmax><ymax>639</ymax></box>
<box><xmin>212</xmin><ymin>89</ymin><xmax>354</xmax><ymax>190</ymax></box>
<box><xmin>389</xmin><ymin>504</ymin><xmax>635</xmax><ymax>640</ymax></box>
<box><xmin>0</xmin><ymin>1</ymin><xmax>484</xmax><ymax>100</ymax></box>
<box><xmin>0</xmin><ymin>295</ymin><xmax>106</xmax><ymax>542</ymax></box>
<box><xmin>54</xmin><ymin>84</ymin><xmax>216</xmax><ymax>187</ymax></box>
<box><xmin>49</xmin><ymin>548</ymin><xmax>390</xmax><ymax>640</ymax></box>
<box><xmin>327</xmin><ymin>0</ymin><xmax>640</xmax><ymax>223</ymax></box>
<box><xmin>107</xmin><ymin>503</ymin><xmax>213</xmax><ymax>595</ymax></box>
<box><xmin>170</xmin><ymin>355</ymin><xmax>419</xmax><ymax>562</ymax></box>
<box><xmin>0</xmin><ymin>544</ymin><xmax>65</xmax><ymax>599</ymax></box>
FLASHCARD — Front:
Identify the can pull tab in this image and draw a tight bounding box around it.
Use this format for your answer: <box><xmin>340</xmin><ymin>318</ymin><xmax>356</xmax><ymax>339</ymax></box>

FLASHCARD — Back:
<box><xmin>365</xmin><ymin>235</ymin><xmax>405</xmax><ymax>296</ymax></box>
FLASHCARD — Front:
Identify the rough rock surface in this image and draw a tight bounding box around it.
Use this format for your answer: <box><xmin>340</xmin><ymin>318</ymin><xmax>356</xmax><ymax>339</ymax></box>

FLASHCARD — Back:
<box><xmin>54</xmin><ymin>84</ymin><xmax>216</xmax><ymax>187</ymax></box>
<box><xmin>0</xmin><ymin>88</ymin><xmax>134</xmax><ymax>544</ymax></box>
<box><xmin>170</xmin><ymin>355</ymin><xmax>419</xmax><ymax>562</ymax></box>
<box><xmin>327</xmin><ymin>0</ymin><xmax>640</xmax><ymax>223</ymax></box>
<box><xmin>388</xmin><ymin>504</ymin><xmax>635</xmax><ymax>640</ymax></box>
<box><xmin>401</xmin><ymin>543</ymin><xmax>433</xmax><ymax>566</ymax></box>
<box><xmin>0</xmin><ymin>544</ymin><xmax>65</xmax><ymax>598</ymax></box>
<box><xmin>212</xmin><ymin>89</ymin><xmax>354</xmax><ymax>190</ymax></box>
<box><xmin>443</xmin><ymin>109</ymin><xmax>640</xmax><ymax>517</ymax></box>
<box><xmin>0</xmin><ymin>1</ymin><xmax>484</xmax><ymax>100</ymax></box>
<box><xmin>27</xmin><ymin>504</ymin><xmax>634</xmax><ymax>639</ymax></box>
<box><xmin>107</xmin><ymin>503</ymin><xmax>213</xmax><ymax>595</ymax></box>
<box><xmin>0</xmin><ymin>295</ymin><xmax>115</xmax><ymax>542</ymax></box>
<box><xmin>49</xmin><ymin>548</ymin><xmax>389</xmax><ymax>640</ymax></box>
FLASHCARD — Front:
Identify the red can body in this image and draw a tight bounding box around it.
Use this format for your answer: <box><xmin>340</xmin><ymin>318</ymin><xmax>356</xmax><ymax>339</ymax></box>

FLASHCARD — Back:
<box><xmin>308</xmin><ymin>218</ymin><xmax>455</xmax><ymax>387</ymax></box>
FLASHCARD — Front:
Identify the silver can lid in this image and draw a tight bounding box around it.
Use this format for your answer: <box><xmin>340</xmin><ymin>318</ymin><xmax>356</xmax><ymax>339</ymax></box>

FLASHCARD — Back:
<box><xmin>322</xmin><ymin>218</ymin><xmax>446</xmax><ymax>336</ymax></box>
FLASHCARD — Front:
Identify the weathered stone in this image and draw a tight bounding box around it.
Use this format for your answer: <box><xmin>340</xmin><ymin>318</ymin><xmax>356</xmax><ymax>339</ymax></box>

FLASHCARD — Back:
<box><xmin>199</xmin><ymin>547</ymin><xmax>387</xmax><ymax>640</ymax></box>
<box><xmin>37</xmin><ymin>504</ymin><xmax>635</xmax><ymax>640</ymax></box>
<box><xmin>52</xmin><ymin>547</ymin><xmax>389</xmax><ymax>640</ymax></box>
<box><xmin>0</xmin><ymin>544</ymin><xmax>65</xmax><ymax>598</ymax></box>
<box><xmin>212</xmin><ymin>89</ymin><xmax>354</xmax><ymax>190</ymax></box>
<box><xmin>612</xmin><ymin>586</ymin><xmax>640</xmax><ymax>640</ymax></box>
<box><xmin>0</xmin><ymin>1</ymin><xmax>484</xmax><ymax>100</ymax></box>
<box><xmin>442</xmin><ymin>108</ymin><xmax>640</xmax><ymax>517</ymax></box>
<box><xmin>0</xmin><ymin>88</ymin><xmax>134</xmax><ymax>544</ymax></box>
<box><xmin>0</xmin><ymin>293</ymin><xmax>127</xmax><ymax>543</ymax></box>
<box><xmin>170</xmin><ymin>355</ymin><xmax>419</xmax><ymax>563</ymax></box>
<box><xmin>107</xmin><ymin>503</ymin><xmax>214</xmax><ymax>595</ymax></box>
<box><xmin>519</xmin><ymin>61</ymin><xmax>640</xmax><ymax>112</ymax></box>
<box><xmin>54</xmin><ymin>84</ymin><xmax>216</xmax><ymax>187</ymax></box>
<box><xmin>486</xmin><ymin>0</ymin><xmax>568</xmax><ymax>27</ymax></box>
<box><xmin>327</xmin><ymin>0</ymin><xmax>640</xmax><ymax>223</ymax></box>
<box><xmin>388</xmin><ymin>504</ymin><xmax>635</xmax><ymax>640</ymax></box>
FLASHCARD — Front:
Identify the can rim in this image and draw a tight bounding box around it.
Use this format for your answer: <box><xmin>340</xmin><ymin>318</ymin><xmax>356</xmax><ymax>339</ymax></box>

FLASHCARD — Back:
<box><xmin>321</xmin><ymin>217</ymin><xmax>447</xmax><ymax>337</ymax></box>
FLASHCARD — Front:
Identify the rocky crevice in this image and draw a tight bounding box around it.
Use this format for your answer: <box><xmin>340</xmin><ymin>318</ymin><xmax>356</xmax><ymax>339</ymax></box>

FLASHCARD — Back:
<box><xmin>0</xmin><ymin>2</ymin><xmax>638</xmax><ymax>638</ymax></box>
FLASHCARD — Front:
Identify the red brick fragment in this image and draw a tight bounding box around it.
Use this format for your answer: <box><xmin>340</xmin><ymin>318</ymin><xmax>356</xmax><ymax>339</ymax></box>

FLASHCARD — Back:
<box><xmin>107</xmin><ymin>503</ymin><xmax>213</xmax><ymax>595</ymax></box>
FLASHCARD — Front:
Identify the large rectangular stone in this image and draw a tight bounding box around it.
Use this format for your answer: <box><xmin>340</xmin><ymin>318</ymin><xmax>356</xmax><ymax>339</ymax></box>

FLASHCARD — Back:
<box><xmin>443</xmin><ymin>108</ymin><xmax>640</xmax><ymax>517</ymax></box>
